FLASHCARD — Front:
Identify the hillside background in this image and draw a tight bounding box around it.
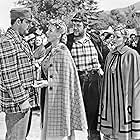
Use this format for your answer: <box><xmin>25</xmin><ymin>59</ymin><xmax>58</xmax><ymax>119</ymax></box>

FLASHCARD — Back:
<box><xmin>88</xmin><ymin>1</ymin><xmax>140</xmax><ymax>30</ymax></box>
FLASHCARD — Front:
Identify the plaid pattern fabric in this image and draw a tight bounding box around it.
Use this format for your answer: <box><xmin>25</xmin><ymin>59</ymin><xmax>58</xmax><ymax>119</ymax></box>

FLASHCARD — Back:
<box><xmin>0</xmin><ymin>27</ymin><xmax>38</xmax><ymax>113</ymax></box>
<box><xmin>41</xmin><ymin>43</ymin><xmax>87</xmax><ymax>136</ymax></box>
<box><xmin>71</xmin><ymin>34</ymin><xmax>100</xmax><ymax>71</ymax></box>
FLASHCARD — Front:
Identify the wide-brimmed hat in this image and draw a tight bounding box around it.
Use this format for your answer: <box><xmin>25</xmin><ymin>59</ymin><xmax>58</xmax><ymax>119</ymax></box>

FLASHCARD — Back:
<box><xmin>10</xmin><ymin>7</ymin><xmax>33</xmax><ymax>22</ymax></box>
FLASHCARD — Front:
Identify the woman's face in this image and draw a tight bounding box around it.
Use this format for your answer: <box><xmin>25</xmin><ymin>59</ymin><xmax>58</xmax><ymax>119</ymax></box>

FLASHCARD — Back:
<box><xmin>35</xmin><ymin>36</ymin><xmax>43</xmax><ymax>46</ymax></box>
<box><xmin>46</xmin><ymin>24</ymin><xmax>60</xmax><ymax>43</ymax></box>
<box><xmin>113</xmin><ymin>30</ymin><xmax>124</xmax><ymax>47</ymax></box>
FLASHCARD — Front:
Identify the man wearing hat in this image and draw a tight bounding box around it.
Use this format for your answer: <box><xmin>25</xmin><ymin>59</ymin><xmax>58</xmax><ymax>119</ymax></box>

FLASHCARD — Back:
<box><xmin>0</xmin><ymin>7</ymin><xmax>38</xmax><ymax>140</ymax></box>
<box><xmin>66</xmin><ymin>12</ymin><xmax>103</xmax><ymax>140</ymax></box>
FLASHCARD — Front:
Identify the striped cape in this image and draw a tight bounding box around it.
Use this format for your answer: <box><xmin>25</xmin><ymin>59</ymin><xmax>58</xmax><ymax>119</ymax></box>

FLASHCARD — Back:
<box><xmin>98</xmin><ymin>44</ymin><xmax>140</xmax><ymax>139</ymax></box>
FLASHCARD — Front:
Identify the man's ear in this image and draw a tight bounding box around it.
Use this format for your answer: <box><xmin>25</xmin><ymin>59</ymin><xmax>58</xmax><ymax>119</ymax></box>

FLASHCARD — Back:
<box><xmin>16</xmin><ymin>18</ymin><xmax>22</xmax><ymax>25</ymax></box>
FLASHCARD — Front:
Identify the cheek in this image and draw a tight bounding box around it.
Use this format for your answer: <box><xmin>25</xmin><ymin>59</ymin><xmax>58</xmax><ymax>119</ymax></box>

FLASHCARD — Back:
<box><xmin>18</xmin><ymin>25</ymin><xmax>24</xmax><ymax>34</ymax></box>
<box><xmin>117</xmin><ymin>36</ymin><xmax>123</xmax><ymax>41</ymax></box>
<box><xmin>22</xmin><ymin>23</ymin><xmax>28</xmax><ymax>29</ymax></box>
<box><xmin>115</xmin><ymin>38</ymin><xmax>123</xmax><ymax>45</ymax></box>
<box><xmin>47</xmin><ymin>33</ymin><xmax>55</xmax><ymax>41</ymax></box>
<box><xmin>74</xmin><ymin>28</ymin><xmax>83</xmax><ymax>35</ymax></box>
<box><xmin>78</xmin><ymin>27</ymin><xmax>83</xmax><ymax>32</ymax></box>
<box><xmin>20</xmin><ymin>24</ymin><xmax>28</xmax><ymax>32</ymax></box>
<box><xmin>48</xmin><ymin>33</ymin><xmax>53</xmax><ymax>38</ymax></box>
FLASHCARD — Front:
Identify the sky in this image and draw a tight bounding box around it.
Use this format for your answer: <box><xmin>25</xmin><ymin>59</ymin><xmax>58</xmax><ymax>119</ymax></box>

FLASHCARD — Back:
<box><xmin>0</xmin><ymin>0</ymin><xmax>17</xmax><ymax>31</ymax></box>
<box><xmin>98</xmin><ymin>0</ymin><xmax>140</xmax><ymax>11</ymax></box>
<box><xmin>0</xmin><ymin>0</ymin><xmax>140</xmax><ymax>30</ymax></box>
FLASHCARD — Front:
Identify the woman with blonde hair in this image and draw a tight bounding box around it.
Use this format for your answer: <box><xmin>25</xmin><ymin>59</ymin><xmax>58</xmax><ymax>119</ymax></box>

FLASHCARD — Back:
<box><xmin>33</xmin><ymin>19</ymin><xmax>87</xmax><ymax>140</ymax></box>
<box><xmin>98</xmin><ymin>24</ymin><xmax>140</xmax><ymax>140</ymax></box>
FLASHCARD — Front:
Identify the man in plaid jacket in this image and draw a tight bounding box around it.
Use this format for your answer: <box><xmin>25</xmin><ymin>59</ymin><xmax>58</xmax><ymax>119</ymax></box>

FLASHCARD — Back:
<box><xmin>67</xmin><ymin>12</ymin><xmax>103</xmax><ymax>140</ymax></box>
<box><xmin>0</xmin><ymin>8</ymin><xmax>38</xmax><ymax>140</ymax></box>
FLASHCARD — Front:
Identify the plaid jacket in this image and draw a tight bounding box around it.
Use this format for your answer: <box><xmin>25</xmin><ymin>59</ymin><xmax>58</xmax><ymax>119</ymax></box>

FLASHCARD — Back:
<box><xmin>0</xmin><ymin>28</ymin><xmax>38</xmax><ymax>113</ymax></box>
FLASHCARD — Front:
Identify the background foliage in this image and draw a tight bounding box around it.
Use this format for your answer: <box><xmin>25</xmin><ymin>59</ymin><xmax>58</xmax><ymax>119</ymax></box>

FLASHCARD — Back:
<box><xmin>17</xmin><ymin>0</ymin><xmax>140</xmax><ymax>31</ymax></box>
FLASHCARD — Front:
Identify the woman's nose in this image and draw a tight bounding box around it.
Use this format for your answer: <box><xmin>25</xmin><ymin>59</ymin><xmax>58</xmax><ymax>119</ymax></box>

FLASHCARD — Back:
<box><xmin>45</xmin><ymin>31</ymin><xmax>49</xmax><ymax>36</ymax></box>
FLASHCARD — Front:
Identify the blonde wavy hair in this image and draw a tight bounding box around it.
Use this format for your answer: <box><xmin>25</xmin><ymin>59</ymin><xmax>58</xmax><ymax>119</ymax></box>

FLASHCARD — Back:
<box><xmin>49</xmin><ymin>19</ymin><xmax>67</xmax><ymax>44</ymax></box>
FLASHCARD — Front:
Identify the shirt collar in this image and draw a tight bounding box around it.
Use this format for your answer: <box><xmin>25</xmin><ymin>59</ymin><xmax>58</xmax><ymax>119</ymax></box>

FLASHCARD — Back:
<box><xmin>74</xmin><ymin>33</ymin><xmax>90</xmax><ymax>44</ymax></box>
<box><xmin>51</xmin><ymin>43</ymin><xmax>65</xmax><ymax>55</ymax></box>
<box><xmin>112</xmin><ymin>43</ymin><xmax>128</xmax><ymax>55</ymax></box>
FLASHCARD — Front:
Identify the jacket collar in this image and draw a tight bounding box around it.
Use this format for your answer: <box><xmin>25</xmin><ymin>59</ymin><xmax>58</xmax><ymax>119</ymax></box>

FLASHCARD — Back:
<box><xmin>6</xmin><ymin>27</ymin><xmax>33</xmax><ymax>60</ymax></box>
<box><xmin>6</xmin><ymin>27</ymin><xmax>22</xmax><ymax>43</ymax></box>
<box><xmin>112</xmin><ymin>42</ymin><xmax>128</xmax><ymax>55</ymax></box>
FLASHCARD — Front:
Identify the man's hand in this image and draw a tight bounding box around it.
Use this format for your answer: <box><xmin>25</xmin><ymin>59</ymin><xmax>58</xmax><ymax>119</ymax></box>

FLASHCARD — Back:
<box><xmin>33</xmin><ymin>61</ymin><xmax>40</xmax><ymax>68</ymax></box>
<box><xmin>98</xmin><ymin>68</ymin><xmax>104</xmax><ymax>76</ymax></box>
<box><xmin>32</xmin><ymin>80</ymin><xmax>48</xmax><ymax>88</ymax></box>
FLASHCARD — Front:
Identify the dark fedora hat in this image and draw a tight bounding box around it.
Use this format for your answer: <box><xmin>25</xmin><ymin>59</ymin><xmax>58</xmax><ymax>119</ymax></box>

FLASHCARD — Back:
<box><xmin>10</xmin><ymin>7</ymin><xmax>33</xmax><ymax>22</ymax></box>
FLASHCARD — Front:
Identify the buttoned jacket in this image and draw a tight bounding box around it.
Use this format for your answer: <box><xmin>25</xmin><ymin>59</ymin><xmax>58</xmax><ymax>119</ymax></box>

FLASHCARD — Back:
<box><xmin>41</xmin><ymin>43</ymin><xmax>87</xmax><ymax>136</ymax></box>
<box><xmin>0</xmin><ymin>28</ymin><xmax>38</xmax><ymax>113</ymax></box>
